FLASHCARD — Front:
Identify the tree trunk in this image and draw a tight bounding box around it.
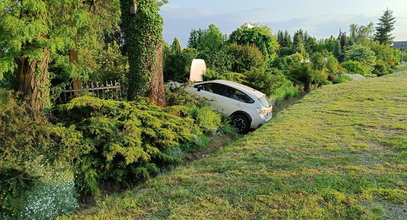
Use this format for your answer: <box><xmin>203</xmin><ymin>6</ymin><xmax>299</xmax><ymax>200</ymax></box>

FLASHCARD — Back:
<box><xmin>69</xmin><ymin>49</ymin><xmax>82</xmax><ymax>92</ymax></box>
<box><xmin>147</xmin><ymin>43</ymin><xmax>166</xmax><ymax>107</ymax></box>
<box><xmin>17</xmin><ymin>50</ymin><xmax>51</xmax><ymax>112</ymax></box>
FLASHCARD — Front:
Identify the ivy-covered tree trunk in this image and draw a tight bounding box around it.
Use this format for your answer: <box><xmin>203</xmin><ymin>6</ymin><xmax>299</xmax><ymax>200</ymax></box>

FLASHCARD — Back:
<box><xmin>17</xmin><ymin>50</ymin><xmax>51</xmax><ymax>111</ymax></box>
<box><xmin>120</xmin><ymin>0</ymin><xmax>166</xmax><ymax>106</ymax></box>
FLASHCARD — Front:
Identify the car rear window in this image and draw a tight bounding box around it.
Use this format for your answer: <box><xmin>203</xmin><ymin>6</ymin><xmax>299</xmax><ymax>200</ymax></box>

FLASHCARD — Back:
<box><xmin>258</xmin><ymin>96</ymin><xmax>271</xmax><ymax>108</ymax></box>
<box><xmin>224</xmin><ymin>87</ymin><xmax>254</xmax><ymax>103</ymax></box>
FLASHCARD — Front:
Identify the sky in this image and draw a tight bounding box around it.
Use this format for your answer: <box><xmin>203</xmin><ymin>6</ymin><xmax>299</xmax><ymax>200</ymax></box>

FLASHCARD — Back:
<box><xmin>160</xmin><ymin>0</ymin><xmax>407</xmax><ymax>47</ymax></box>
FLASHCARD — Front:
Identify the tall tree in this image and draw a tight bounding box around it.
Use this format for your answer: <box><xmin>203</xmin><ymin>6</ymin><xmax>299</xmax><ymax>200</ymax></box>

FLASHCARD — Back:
<box><xmin>349</xmin><ymin>22</ymin><xmax>374</xmax><ymax>46</ymax></box>
<box><xmin>188</xmin><ymin>24</ymin><xmax>224</xmax><ymax>52</ymax></box>
<box><xmin>171</xmin><ymin>37</ymin><xmax>182</xmax><ymax>54</ymax></box>
<box><xmin>374</xmin><ymin>9</ymin><xmax>396</xmax><ymax>45</ymax></box>
<box><xmin>229</xmin><ymin>24</ymin><xmax>279</xmax><ymax>62</ymax></box>
<box><xmin>0</xmin><ymin>0</ymin><xmax>90</xmax><ymax>111</ymax></box>
<box><xmin>120</xmin><ymin>0</ymin><xmax>167</xmax><ymax>105</ymax></box>
<box><xmin>187</xmin><ymin>24</ymin><xmax>230</xmax><ymax>73</ymax></box>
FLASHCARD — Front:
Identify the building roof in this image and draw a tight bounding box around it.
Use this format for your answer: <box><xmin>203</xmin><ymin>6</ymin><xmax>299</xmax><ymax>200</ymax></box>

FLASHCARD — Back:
<box><xmin>393</xmin><ymin>41</ymin><xmax>407</xmax><ymax>50</ymax></box>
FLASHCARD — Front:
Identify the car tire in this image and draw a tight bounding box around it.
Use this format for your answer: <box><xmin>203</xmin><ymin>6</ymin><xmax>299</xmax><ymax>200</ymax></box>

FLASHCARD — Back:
<box><xmin>231</xmin><ymin>114</ymin><xmax>250</xmax><ymax>134</ymax></box>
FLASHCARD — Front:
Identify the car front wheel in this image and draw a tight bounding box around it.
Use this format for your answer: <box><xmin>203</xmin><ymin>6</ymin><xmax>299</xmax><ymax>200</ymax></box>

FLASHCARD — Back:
<box><xmin>231</xmin><ymin>114</ymin><xmax>250</xmax><ymax>134</ymax></box>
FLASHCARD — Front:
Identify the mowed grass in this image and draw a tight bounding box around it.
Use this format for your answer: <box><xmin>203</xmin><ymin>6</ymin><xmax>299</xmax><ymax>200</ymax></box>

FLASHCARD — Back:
<box><xmin>69</xmin><ymin>68</ymin><xmax>407</xmax><ymax>219</ymax></box>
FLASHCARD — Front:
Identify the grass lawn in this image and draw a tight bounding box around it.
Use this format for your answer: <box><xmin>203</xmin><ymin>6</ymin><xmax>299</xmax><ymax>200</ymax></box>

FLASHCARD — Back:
<box><xmin>69</xmin><ymin>68</ymin><xmax>407</xmax><ymax>219</ymax></box>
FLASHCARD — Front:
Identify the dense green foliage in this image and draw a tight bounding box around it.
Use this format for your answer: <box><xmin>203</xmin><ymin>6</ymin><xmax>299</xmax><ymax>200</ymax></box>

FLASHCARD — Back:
<box><xmin>288</xmin><ymin>63</ymin><xmax>328</xmax><ymax>92</ymax></box>
<box><xmin>229</xmin><ymin>24</ymin><xmax>279</xmax><ymax>63</ymax></box>
<box><xmin>0</xmin><ymin>92</ymin><xmax>82</xmax><ymax>218</ymax></box>
<box><xmin>342</xmin><ymin>60</ymin><xmax>371</xmax><ymax>76</ymax></box>
<box><xmin>164</xmin><ymin>40</ymin><xmax>198</xmax><ymax>82</ymax></box>
<box><xmin>53</xmin><ymin>96</ymin><xmax>199</xmax><ymax>195</ymax></box>
<box><xmin>227</xmin><ymin>43</ymin><xmax>266</xmax><ymax>73</ymax></box>
<box><xmin>173</xmin><ymin>18</ymin><xmax>400</xmax><ymax>102</ymax></box>
<box><xmin>344</xmin><ymin>45</ymin><xmax>376</xmax><ymax>74</ymax></box>
<box><xmin>0</xmin><ymin>0</ymin><xmax>94</xmax><ymax>109</ymax></box>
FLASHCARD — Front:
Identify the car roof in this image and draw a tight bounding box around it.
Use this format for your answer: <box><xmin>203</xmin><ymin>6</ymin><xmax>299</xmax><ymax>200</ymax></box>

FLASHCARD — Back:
<box><xmin>196</xmin><ymin>80</ymin><xmax>266</xmax><ymax>98</ymax></box>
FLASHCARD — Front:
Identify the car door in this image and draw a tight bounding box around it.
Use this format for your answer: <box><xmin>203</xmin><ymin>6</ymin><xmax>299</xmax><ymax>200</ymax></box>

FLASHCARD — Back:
<box><xmin>194</xmin><ymin>83</ymin><xmax>226</xmax><ymax>113</ymax></box>
<box><xmin>216</xmin><ymin>86</ymin><xmax>243</xmax><ymax>115</ymax></box>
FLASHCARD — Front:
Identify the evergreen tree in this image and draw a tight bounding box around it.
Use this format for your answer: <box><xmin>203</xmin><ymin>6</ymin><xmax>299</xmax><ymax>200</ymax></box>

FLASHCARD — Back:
<box><xmin>0</xmin><ymin>0</ymin><xmax>90</xmax><ymax>111</ymax></box>
<box><xmin>171</xmin><ymin>37</ymin><xmax>182</xmax><ymax>54</ymax></box>
<box><xmin>374</xmin><ymin>9</ymin><xmax>396</xmax><ymax>45</ymax></box>
<box><xmin>277</xmin><ymin>31</ymin><xmax>292</xmax><ymax>48</ymax></box>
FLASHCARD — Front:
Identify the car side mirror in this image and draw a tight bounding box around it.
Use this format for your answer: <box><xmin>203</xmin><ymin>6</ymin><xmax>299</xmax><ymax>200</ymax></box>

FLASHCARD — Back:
<box><xmin>197</xmin><ymin>87</ymin><xmax>202</xmax><ymax>92</ymax></box>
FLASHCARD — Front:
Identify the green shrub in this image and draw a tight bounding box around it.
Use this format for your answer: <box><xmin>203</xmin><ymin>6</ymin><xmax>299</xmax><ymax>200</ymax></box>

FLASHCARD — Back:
<box><xmin>203</xmin><ymin>69</ymin><xmax>247</xmax><ymax>84</ymax></box>
<box><xmin>52</xmin><ymin>96</ymin><xmax>201</xmax><ymax>195</ymax></box>
<box><xmin>0</xmin><ymin>91</ymin><xmax>83</xmax><ymax>218</ymax></box>
<box><xmin>165</xmin><ymin>84</ymin><xmax>207</xmax><ymax>106</ymax></box>
<box><xmin>164</xmin><ymin>48</ymin><xmax>199</xmax><ymax>82</ymax></box>
<box><xmin>244</xmin><ymin>68</ymin><xmax>289</xmax><ymax>96</ymax></box>
<box><xmin>272</xmin><ymin>81</ymin><xmax>300</xmax><ymax>102</ymax></box>
<box><xmin>373</xmin><ymin>60</ymin><xmax>393</xmax><ymax>76</ymax></box>
<box><xmin>0</xmin><ymin>166</ymin><xmax>78</xmax><ymax>220</ymax></box>
<box><xmin>226</xmin><ymin>43</ymin><xmax>266</xmax><ymax>73</ymax></box>
<box><xmin>342</xmin><ymin>60</ymin><xmax>371</xmax><ymax>76</ymax></box>
<box><xmin>344</xmin><ymin>45</ymin><xmax>376</xmax><ymax>72</ymax></box>
<box><xmin>288</xmin><ymin>63</ymin><xmax>328</xmax><ymax>92</ymax></box>
<box><xmin>271</xmin><ymin>53</ymin><xmax>302</xmax><ymax>70</ymax></box>
<box><xmin>333</xmin><ymin>75</ymin><xmax>353</xmax><ymax>84</ymax></box>
<box><xmin>0</xmin><ymin>167</ymin><xmax>39</xmax><ymax>216</ymax></box>
<box><xmin>184</xmin><ymin>104</ymin><xmax>222</xmax><ymax>135</ymax></box>
<box><xmin>368</xmin><ymin>41</ymin><xmax>401</xmax><ymax>65</ymax></box>
<box><xmin>180</xmin><ymin>135</ymin><xmax>211</xmax><ymax>153</ymax></box>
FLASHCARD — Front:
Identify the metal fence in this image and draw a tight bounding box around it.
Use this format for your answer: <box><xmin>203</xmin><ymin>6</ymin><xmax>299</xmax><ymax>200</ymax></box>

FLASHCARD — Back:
<box><xmin>59</xmin><ymin>80</ymin><xmax>123</xmax><ymax>103</ymax></box>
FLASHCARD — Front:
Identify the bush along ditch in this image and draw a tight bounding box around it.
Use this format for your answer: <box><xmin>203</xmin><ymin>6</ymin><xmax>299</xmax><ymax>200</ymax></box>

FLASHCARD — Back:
<box><xmin>0</xmin><ymin>92</ymin><xmax>83</xmax><ymax>219</ymax></box>
<box><xmin>0</xmin><ymin>89</ymin><xmax>229</xmax><ymax>218</ymax></box>
<box><xmin>51</xmin><ymin>95</ymin><xmax>227</xmax><ymax>197</ymax></box>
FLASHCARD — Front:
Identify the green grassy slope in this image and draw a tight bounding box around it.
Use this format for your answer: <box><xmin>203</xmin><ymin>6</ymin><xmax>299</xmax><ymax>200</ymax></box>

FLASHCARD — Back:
<box><xmin>71</xmin><ymin>69</ymin><xmax>407</xmax><ymax>219</ymax></box>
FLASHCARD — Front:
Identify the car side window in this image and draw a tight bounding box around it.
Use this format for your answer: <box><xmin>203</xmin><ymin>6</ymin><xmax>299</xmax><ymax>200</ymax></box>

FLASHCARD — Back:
<box><xmin>210</xmin><ymin>83</ymin><xmax>227</xmax><ymax>95</ymax></box>
<box><xmin>224</xmin><ymin>87</ymin><xmax>254</xmax><ymax>103</ymax></box>
<box><xmin>196</xmin><ymin>83</ymin><xmax>227</xmax><ymax>95</ymax></box>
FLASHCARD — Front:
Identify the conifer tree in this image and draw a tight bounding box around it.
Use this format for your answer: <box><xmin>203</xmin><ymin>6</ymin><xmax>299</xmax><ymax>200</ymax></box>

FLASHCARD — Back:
<box><xmin>374</xmin><ymin>9</ymin><xmax>396</xmax><ymax>45</ymax></box>
<box><xmin>171</xmin><ymin>37</ymin><xmax>182</xmax><ymax>55</ymax></box>
<box><xmin>0</xmin><ymin>0</ymin><xmax>90</xmax><ymax>111</ymax></box>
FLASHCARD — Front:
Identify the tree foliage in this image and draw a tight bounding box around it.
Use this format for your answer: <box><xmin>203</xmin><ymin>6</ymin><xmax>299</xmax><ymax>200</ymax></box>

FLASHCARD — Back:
<box><xmin>345</xmin><ymin>45</ymin><xmax>376</xmax><ymax>73</ymax></box>
<box><xmin>226</xmin><ymin>43</ymin><xmax>265</xmax><ymax>73</ymax></box>
<box><xmin>0</xmin><ymin>0</ymin><xmax>92</xmax><ymax>110</ymax></box>
<box><xmin>229</xmin><ymin>24</ymin><xmax>279</xmax><ymax>63</ymax></box>
<box><xmin>374</xmin><ymin>9</ymin><xmax>396</xmax><ymax>45</ymax></box>
<box><xmin>348</xmin><ymin>22</ymin><xmax>374</xmax><ymax>46</ymax></box>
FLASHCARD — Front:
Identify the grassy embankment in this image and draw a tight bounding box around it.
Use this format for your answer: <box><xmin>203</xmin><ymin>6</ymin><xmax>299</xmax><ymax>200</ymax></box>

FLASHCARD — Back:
<box><xmin>69</xmin><ymin>67</ymin><xmax>407</xmax><ymax>219</ymax></box>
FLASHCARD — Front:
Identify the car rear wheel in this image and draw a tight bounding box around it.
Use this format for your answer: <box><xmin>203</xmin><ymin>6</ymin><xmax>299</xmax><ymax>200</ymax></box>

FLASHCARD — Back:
<box><xmin>231</xmin><ymin>114</ymin><xmax>250</xmax><ymax>134</ymax></box>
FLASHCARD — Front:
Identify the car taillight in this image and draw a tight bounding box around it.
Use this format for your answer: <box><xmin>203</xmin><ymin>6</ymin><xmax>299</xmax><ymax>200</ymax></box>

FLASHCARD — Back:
<box><xmin>259</xmin><ymin>106</ymin><xmax>273</xmax><ymax>116</ymax></box>
<box><xmin>259</xmin><ymin>109</ymin><xmax>268</xmax><ymax>116</ymax></box>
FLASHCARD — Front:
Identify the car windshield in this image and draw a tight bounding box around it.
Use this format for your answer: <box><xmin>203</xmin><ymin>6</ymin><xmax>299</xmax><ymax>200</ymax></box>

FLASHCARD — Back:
<box><xmin>258</xmin><ymin>96</ymin><xmax>271</xmax><ymax>108</ymax></box>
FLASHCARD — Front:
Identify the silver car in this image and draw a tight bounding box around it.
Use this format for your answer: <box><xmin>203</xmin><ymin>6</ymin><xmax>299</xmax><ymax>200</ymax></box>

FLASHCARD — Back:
<box><xmin>187</xmin><ymin>80</ymin><xmax>273</xmax><ymax>133</ymax></box>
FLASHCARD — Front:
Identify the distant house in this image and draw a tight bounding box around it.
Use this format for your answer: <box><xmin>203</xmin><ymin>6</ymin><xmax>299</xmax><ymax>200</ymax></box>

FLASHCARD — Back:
<box><xmin>393</xmin><ymin>41</ymin><xmax>407</xmax><ymax>50</ymax></box>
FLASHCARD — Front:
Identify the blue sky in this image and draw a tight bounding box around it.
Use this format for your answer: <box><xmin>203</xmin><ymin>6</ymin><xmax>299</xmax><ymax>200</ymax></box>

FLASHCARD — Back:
<box><xmin>160</xmin><ymin>0</ymin><xmax>407</xmax><ymax>47</ymax></box>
